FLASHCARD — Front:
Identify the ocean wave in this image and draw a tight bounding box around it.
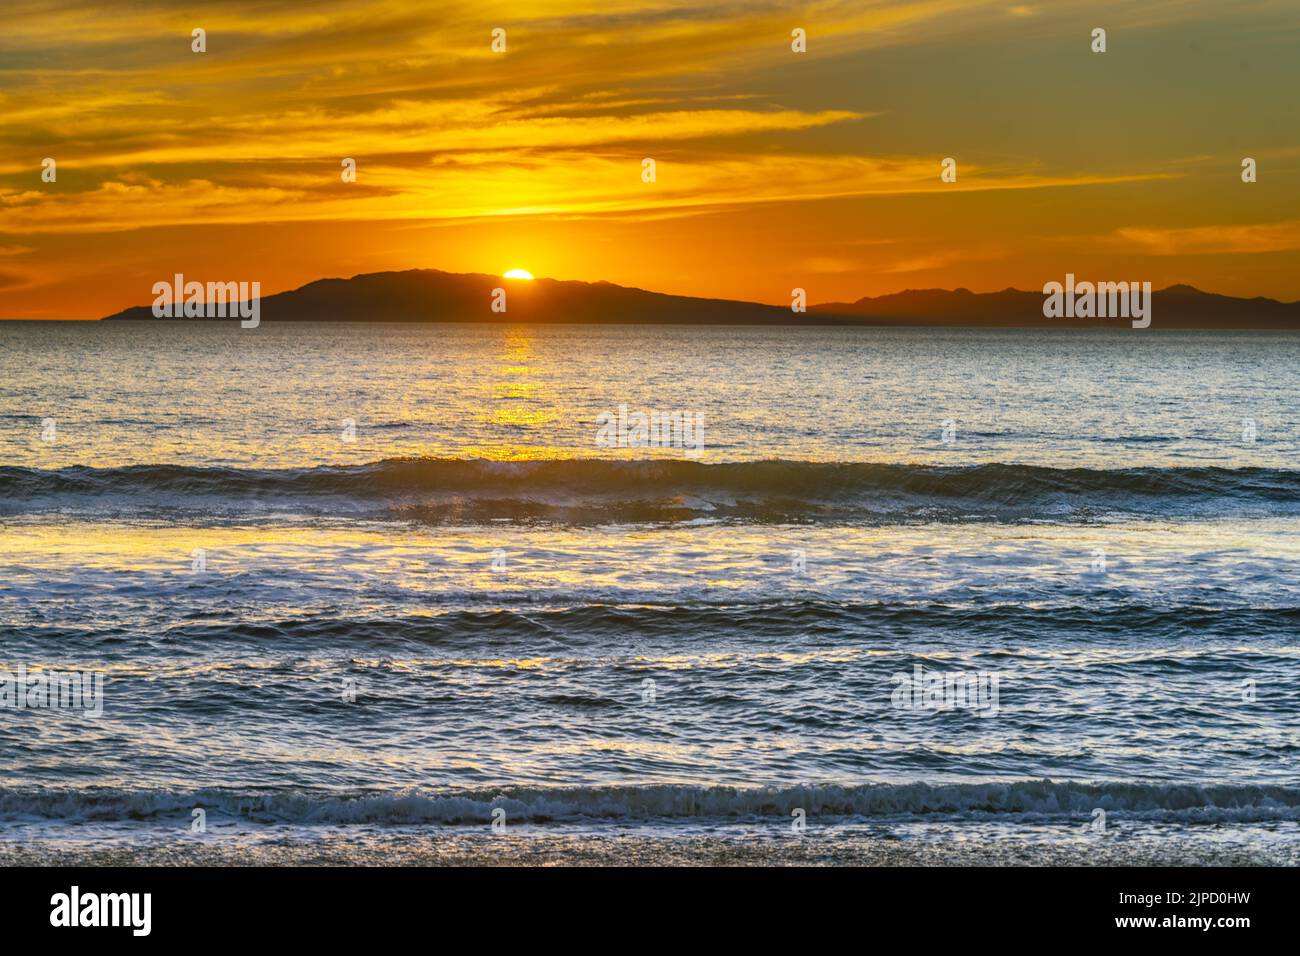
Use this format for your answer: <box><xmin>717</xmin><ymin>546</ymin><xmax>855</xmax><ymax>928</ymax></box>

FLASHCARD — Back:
<box><xmin>4</xmin><ymin>781</ymin><xmax>1299</xmax><ymax>826</ymax></box>
<box><xmin>10</xmin><ymin>603</ymin><xmax>1300</xmax><ymax>653</ymax></box>
<box><xmin>3</xmin><ymin>458</ymin><xmax>1298</xmax><ymax>524</ymax></box>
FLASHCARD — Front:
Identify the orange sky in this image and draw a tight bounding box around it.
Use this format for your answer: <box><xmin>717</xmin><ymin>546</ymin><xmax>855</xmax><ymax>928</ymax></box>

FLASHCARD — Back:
<box><xmin>1</xmin><ymin>0</ymin><xmax>1298</xmax><ymax>318</ymax></box>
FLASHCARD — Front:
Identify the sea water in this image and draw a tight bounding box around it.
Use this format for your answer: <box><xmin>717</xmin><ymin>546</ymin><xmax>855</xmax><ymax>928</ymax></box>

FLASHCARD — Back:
<box><xmin>1</xmin><ymin>321</ymin><xmax>1297</xmax><ymax>863</ymax></box>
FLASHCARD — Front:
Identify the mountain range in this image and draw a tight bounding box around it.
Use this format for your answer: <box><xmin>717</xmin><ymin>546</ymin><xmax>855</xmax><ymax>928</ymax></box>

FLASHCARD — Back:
<box><xmin>100</xmin><ymin>269</ymin><xmax>1300</xmax><ymax>329</ymax></box>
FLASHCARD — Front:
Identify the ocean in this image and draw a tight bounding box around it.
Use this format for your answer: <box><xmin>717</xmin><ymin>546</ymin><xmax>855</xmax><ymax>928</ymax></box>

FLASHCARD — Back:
<box><xmin>1</xmin><ymin>320</ymin><xmax>1298</xmax><ymax>865</ymax></box>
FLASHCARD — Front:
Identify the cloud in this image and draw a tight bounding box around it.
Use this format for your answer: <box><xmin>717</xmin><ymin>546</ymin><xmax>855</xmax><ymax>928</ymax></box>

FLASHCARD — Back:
<box><xmin>0</xmin><ymin>152</ymin><xmax>1168</xmax><ymax>234</ymax></box>
<box><xmin>1114</xmin><ymin>221</ymin><xmax>1300</xmax><ymax>256</ymax></box>
<box><xmin>876</xmin><ymin>243</ymin><xmax>1008</xmax><ymax>274</ymax></box>
<box><xmin>0</xmin><ymin>104</ymin><xmax>868</xmax><ymax>175</ymax></box>
<box><xmin>0</xmin><ymin>270</ymin><xmax>33</xmax><ymax>291</ymax></box>
<box><xmin>0</xmin><ymin>0</ymin><xmax>1237</xmax><ymax>239</ymax></box>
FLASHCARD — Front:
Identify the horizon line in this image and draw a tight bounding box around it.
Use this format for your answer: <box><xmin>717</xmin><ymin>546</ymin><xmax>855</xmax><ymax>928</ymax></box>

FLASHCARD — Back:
<box><xmin>9</xmin><ymin>269</ymin><xmax>1300</xmax><ymax>321</ymax></box>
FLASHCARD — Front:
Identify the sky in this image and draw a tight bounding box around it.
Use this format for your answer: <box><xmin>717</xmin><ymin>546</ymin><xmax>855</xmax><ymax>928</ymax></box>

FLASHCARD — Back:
<box><xmin>1</xmin><ymin>0</ymin><xmax>1298</xmax><ymax>319</ymax></box>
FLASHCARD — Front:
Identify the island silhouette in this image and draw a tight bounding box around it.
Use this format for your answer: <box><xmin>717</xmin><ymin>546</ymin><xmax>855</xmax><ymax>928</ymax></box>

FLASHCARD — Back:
<box><xmin>100</xmin><ymin>269</ymin><xmax>1300</xmax><ymax>329</ymax></box>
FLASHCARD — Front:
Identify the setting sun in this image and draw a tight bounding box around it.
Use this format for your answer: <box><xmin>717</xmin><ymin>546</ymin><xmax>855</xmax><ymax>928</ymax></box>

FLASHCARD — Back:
<box><xmin>503</xmin><ymin>269</ymin><xmax>534</xmax><ymax>280</ymax></box>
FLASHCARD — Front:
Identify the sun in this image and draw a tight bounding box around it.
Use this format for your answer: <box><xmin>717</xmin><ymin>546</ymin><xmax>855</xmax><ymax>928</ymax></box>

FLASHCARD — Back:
<box><xmin>503</xmin><ymin>268</ymin><xmax>534</xmax><ymax>280</ymax></box>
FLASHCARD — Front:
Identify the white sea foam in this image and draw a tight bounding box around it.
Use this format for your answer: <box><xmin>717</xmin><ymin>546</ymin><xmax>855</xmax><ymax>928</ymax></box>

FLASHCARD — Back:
<box><xmin>5</xmin><ymin>781</ymin><xmax>1300</xmax><ymax>827</ymax></box>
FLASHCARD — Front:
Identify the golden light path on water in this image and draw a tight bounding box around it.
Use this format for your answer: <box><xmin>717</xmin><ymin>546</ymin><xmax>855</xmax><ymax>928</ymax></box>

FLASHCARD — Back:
<box><xmin>6</xmin><ymin>518</ymin><xmax>1297</xmax><ymax>619</ymax></box>
<box><xmin>3</xmin><ymin>323</ymin><xmax>1299</xmax><ymax>469</ymax></box>
<box><xmin>484</xmin><ymin>328</ymin><xmax>561</xmax><ymax>439</ymax></box>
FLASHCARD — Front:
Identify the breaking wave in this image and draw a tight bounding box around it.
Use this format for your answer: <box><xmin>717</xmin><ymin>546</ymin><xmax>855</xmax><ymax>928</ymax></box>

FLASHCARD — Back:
<box><xmin>3</xmin><ymin>458</ymin><xmax>1297</xmax><ymax>524</ymax></box>
<box><xmin>5</xmin><ymin>781</ymin><xmax>1300</xmax><ymax>826</ymax></box>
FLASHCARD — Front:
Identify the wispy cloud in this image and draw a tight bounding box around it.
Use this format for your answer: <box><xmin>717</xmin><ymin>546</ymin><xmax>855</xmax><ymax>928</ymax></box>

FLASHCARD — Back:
<box><xmin>1115</xmin><ymin>221</ymin><xmax>1300</xmax><ymax>256</ymax></box>
<box><xmin>0</xmin><ymin>0</ymin><xmax>1225</xmax><ymax>237</ymax></box>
